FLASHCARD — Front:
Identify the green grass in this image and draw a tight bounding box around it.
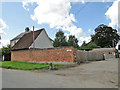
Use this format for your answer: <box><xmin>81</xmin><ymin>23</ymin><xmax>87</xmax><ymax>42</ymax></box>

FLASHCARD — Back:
<box><xmin>0</xmin><ymin>61</ymin><xmax>64</xmax><ymax>70</ymax></box>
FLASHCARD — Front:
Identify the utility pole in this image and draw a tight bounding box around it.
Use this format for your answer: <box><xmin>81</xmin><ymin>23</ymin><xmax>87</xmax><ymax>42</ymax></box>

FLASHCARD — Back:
<box><xmin>33</xmin><ymin>26</ymin><xmax>35</xmax><ymax>49</ymax></box>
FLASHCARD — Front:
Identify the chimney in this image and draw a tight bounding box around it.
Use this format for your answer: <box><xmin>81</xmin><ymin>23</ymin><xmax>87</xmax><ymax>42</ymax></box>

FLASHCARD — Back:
<box><xmin>25</xmin><ymin>27</ymin><xmax>29</xmax><ymax>32</ymax></box>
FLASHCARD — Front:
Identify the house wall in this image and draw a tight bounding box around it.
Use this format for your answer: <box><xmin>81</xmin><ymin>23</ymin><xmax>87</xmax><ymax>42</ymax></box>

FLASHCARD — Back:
<box><xmin>11</xmin><ymin>47</ymin><xmax>77</xmax><ymax>63</ymax></box>
<box><xmin>29</xmin><ymin>30</ymin><xmax>53</xmax><ymax>49</ymax></box>
<box><xmin>116</xmin><ymin>40</ymin><xmax>120</xmax><ymax>52</ymax></box>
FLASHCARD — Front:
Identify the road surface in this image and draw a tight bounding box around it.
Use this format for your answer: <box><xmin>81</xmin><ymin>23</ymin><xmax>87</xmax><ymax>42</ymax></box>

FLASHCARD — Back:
<box><xmin>1</xmin><ymin>58</ymin><xmax>119</xmax><ymax>88</ymax></box>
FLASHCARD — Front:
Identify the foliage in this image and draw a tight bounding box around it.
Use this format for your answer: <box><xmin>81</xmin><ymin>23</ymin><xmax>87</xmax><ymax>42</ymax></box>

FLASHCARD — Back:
<box><xmin>1</xmin><ymin>44</ymin><xmax>12</xmax><ymax>56</ymax></box>
<box><xmin>0</xmin><ymin>61</ymin><xmax>64</xmax><ymax>70</ymax></box>
<box><xmin>81</xmin><ymin>41</ymin><xmax>86</xmax><ymax>47</ymax></box>
<box><xmin>53</xmin><ymin>30</ymin><xmax>68</xmax><ymax>47</ymax></box>
<box><xmin>1</xmin><ymin>44</ymin><xmax>12</xmax><ymax>61</ymax></box>
<box><xmin>68</xmin><ymin>35</ymin><xmax>79</xmax><ymax>48</ymax></box>
<box><xmin>79</xmin><ymin>41</ymin><xmax>101</xmax><ymax>51</ymax></box>
<box><xmin>87</xmin><ymin>42</ymin><xmax>101</xmax><ymax>48</ymax></box>
<box><xmin>91</xmin><ymin>24</ymin><xmax>120</xmax><ymax>48</ymax></box>
<box><xmin>53</xmin><ymin>30</ymin><xmax>79</xmax><ymax>48</ymax></box>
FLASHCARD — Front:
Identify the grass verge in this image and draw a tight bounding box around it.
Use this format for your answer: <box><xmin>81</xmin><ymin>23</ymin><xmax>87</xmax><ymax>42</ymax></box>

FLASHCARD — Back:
<box><xmin>0</xmin><ymin>61</ymin><xmax>64</xmax><ymax>70</ymax></box>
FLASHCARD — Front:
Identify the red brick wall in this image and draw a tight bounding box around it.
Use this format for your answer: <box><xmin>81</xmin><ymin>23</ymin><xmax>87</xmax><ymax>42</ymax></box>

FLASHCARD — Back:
<box><xmin>11</xmin><ymin>47</ymin><xmax>77</xmax><ymax>63</ymax></box>
<box><xmin>11</xmin><ymin>50</ymin><xmax>30</xmax><ymax>62</ymax></box>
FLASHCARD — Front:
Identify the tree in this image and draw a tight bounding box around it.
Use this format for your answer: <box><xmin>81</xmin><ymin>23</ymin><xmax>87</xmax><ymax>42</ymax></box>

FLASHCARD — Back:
<box><xmin>91</xmin><ymin>24</ymin><xmax>120</xmax><ymax>48</ymax></box>
<box><xmin>68</xmin><ymin>35</ymin><xmax>79</xmax><ymax>48</ymax></box>
<box><xmin>79</xmin><ymin>41</ymin><xmax>101</xmax><ymax>51</ymax></box>
<box><xmin>87</xmin><ymin>42</ymin><xmax>101</xmax><ymax>48</ymax></box>
<box><xmin>81</xmin><ymin>41</ymin><xmax>86</xmax><ymax>47</ymax></box>
<box><xmin>53</xmin><ymin>30</ymin><xmax>68</xmax><ymax>47</ymax></box>
<box><xmin>1</xmin><ymin>44</ymin><xmax>12</xmax><ymax>61</ymax></box>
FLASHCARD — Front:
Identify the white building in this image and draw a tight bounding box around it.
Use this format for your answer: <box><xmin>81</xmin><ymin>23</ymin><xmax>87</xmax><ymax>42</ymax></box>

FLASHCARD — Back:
<box><xmin>115</xmin><ymin>40</ymin><xmax>120</xmax><ymax>52</ymax></box>
<box><xmin>10</xmin><ymin>28</ymin><xmax>54</xmax><ymax>50</ymax></box>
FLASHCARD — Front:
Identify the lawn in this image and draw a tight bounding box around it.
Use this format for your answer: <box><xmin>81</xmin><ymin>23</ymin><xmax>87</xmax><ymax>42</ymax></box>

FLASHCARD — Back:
<box><xmin>0</xmin><ymin>61</ymin><xmax>64</xmax><ymax>70</ymax></box>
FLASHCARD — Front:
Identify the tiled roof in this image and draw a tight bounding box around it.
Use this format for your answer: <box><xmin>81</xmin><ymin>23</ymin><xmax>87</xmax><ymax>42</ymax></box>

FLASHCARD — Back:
<box><xmin>11</xmin><ymin>32</ymin><xmax>26</xmax><ymax>41</ymax></box>
<box><xmin>11</xmin><ymin>29</ymin><xmax>44</xmax><ymax>50</ymax></box>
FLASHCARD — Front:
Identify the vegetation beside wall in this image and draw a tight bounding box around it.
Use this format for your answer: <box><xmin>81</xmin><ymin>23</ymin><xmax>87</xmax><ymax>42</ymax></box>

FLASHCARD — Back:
<box><xmin>53</xmin><ymin>24</ymin><xmax>120</xmax><ymax>50</ymax></box>
<box><xmin>91</xmin><ymin>24</ymin><xmax>120</xmax><ymax>48</ymax></box>
<box><xmin>0</xmin><ymin>61</ymin><xmax>64</xmax><ymax>70</ymax></box>
<box><xmin>78</xmin><ymin>42</ymin><xmax>101</xmax><ymax>51</ymax></box>
<box><xmin>53</xmin><ymin>30</ymin><xmax>79</xmax><ymax>48</ymax></box>
<box><xmin>1</xmin><ymin>45</ymin><xmax>12</xmax><ymax>61</ymax></box>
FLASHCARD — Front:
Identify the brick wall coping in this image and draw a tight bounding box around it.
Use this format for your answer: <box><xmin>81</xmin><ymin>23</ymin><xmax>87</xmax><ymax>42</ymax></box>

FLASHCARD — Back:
<box><xmin>11</xmin><ymin>48</ymin><xmax>29</xmax><ymax>51</ymax></box>
<box><xmin>11</xmin><ymin>46</ymin><xmax>76</xmax><ymax>51</ymax></box>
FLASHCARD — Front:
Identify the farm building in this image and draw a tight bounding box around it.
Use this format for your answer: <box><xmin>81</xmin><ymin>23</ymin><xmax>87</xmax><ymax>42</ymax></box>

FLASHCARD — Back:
<box><xmin>10</xmin><ymin>28</ymin><xmax>53</xmax><ymax>49</ymax></box>
<box><xmin>91</xmin><ymin>48</ymin><xmax>115</xmax><ymax>59</ymax></box>
<box><xmin>76</xmin><ymin>48</ymin><xmax>116</xmax><ymax>63</ymax></box>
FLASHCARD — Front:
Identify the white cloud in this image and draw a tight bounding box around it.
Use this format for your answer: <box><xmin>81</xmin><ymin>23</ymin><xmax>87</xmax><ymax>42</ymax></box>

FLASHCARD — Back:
<box><xmin>88</xmin><ymin>29</ymin><xmax>91</xmax><ymax>33</ymax></box>
<box><xmin>78</xmin><ymin>36</ymin><xmax>91</xmax><ymax>46</ymax></box>
<box><xmin>0</xmin><ymin>18</ymin><xmax>7</xmax><ymax>34</ymax></box>
<box><xmin>22</xmin><ymin>0</ymin><xmax>33</xmax><ymax>11</ymax></box>
<box><xmin>64</xmin><ymin>33</ymin><xmax>69</xmax><ymax>40</ymax></box>
<box><xmin>79</xmin><ymin>36</ymin><xmax>91</xmax><ymax>43</ymax></box>
<box><xmin>81</xmin><ymin>0</ymin><xmax>85</xmax><ymax>3</ymax></box>
<box><xmin>70</xmin><ymin>0</ymin><xmax>113</xmax><ymax>2</ymax></box>
<box><xmin>22</xmin><ymin>0</ymin><xmax>84</xmax><ymax>38</ymax></box>
<box><xmin>0</xmin><ymin>30</ymin><xmax>6</xmax><ymax>35</ymax></box>
<box><xmin>72</xmin><ymin>0</ymin><xmax>85</xmax><ymax>3</ymax></box>
<box><xmin>105</xmin><ymin>0</ymin><xmax>119</xmax><ymax>28</ymax></box>
<box><xmin>78</xmin><ymin>42</ymin><xmax>83</xmax><ymax>46</ymax></box>
<box><xmin>118</xmin><ymin>31</ymin><xmax>120</xmax><ymax>35</ymax></box>
<box><xmin>30</xmin><ymin>27</ymin><xmax>39</xmax><ymax>31</ymax></box>
<box><xmin>0</xmin><ymin>40</ymin><xmax>10</xmax><ymax>48</ymax></box>
<box><xmin>62</xmin><ymin>25</ymin><xmax>84</xmax><ymax>38</ymax></box>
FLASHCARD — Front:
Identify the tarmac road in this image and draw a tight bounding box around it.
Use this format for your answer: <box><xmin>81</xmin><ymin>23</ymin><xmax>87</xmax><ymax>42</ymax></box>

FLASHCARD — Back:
<box><xmin>1</xmin><ymin>58</ymin><xmax>119</xmax><ymax>88</ymax></box>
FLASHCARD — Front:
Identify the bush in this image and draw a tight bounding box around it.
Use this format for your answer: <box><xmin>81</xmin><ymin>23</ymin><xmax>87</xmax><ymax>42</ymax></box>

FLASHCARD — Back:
<box><xmin>79</xmin><ymin>42</ymin><xmax>101</xmax><ymax>51</ymax></box>
<box><xmin>1</xmin><ymin>45</ymin><xmax>12</xmax><ymax>61</ymax></box>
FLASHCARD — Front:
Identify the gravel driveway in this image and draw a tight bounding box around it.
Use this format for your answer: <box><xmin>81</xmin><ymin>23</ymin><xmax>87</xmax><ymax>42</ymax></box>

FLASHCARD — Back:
<box><xmin>1</xmin><ymin>58</ymin><xmax>119</xmax><ymax>88</ymax></box>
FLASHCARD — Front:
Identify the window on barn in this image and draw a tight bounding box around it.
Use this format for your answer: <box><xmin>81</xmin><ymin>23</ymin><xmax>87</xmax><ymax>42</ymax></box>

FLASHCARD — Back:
<box><xmin>118</xmin><ymin>45</ymin><xmax>120</xmax><ymax>50</ymax></box>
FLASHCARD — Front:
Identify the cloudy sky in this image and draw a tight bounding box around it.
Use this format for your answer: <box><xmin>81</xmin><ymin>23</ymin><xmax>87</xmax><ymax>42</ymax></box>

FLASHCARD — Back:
<box><xmin>0</xmin><ymin>0</ymin><xmax>119</xmax><ymax>48</ymax></box>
